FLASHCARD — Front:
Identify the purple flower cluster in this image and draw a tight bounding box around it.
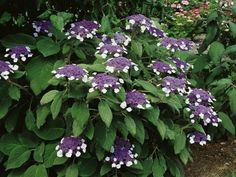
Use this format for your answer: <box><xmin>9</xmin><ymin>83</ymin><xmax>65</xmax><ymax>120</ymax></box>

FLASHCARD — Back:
<box><xmin>111</xmin><ymin>33</ymin><xmax>131</xmax><ymax>46</ymax></box>
<box><xmin>161</xmin><ymin>76</ymin><xmax>188</xmax><ymax>96</ymax></box>
<box><xmin>186</xmin><ymin>89</ymin><xmax>216</xmax><ymax>106</ymax></box>
<box><xmin>66</xmin><ymin>20</ymin><xmax>100</xmax><ymax>41</ymax></box>
<box><xmin>32</xmin><ymin>20</ymin><xmax>52</xmax><ymax>37</ymax></box>
<box><xmin>185</xmin><ymin>88</ymin><xmax>220</xmax><ymax>127</ymax></box>
<box><xmin>120</xmin><ymin>90</ymin><xmax>151</xmax><ymax>112</ymax></box>
<box><xmin>149</xmin><ymin>60</ymin><xmax>176</xmax><ymax>75</ymax></box>
<box><xmin>5</xmin><ymin>46</ymin><xmax>33</xmax><ymax>63</ymax></box>
<box><xmin>89</xmin><ymin>73</ymin><xmax>124</xmax><ymax>94</ymax></box>
<box><xmin>171</xmin><ymin>57</ymin><xmax>192</xmax><ymax>72</ymax></box>
<box><xmin>56</xmin><ymin>136</ymin><xmax>87</xmax><ymax>158</ymax></box>
<box><xmin>126</xmin><ymin>14</ymin><xmax>166</xmax><ymax>38</ymax></box>
<box><xmin>52</xmin><ymin>64</ymin><xmax>88</xmax><ymax>82</ymax></box>
<box><xmin>96</xmin><ymin>43</ymin><xmax>127</xmax><ymax>59</ymax></box>
<box><xmin>188</xmin><ymin>132</ymin><xmax>211</xmax><ymax>146</ymax></box>
<box><xmin>186</xmin><ymin>104</ymin><xmax>221</xmax><ymax>126</ymax></box>
<box><xmin>105</xmin><ymin>137</ymin><xmax>138</xmax><ymax>169</ymax></box>
<box><xmin>106</xmin><ymin>57</ymin><xmax>138</xmax><ymax>73</ymax></box>
<box><xmin>126</xmin><ymin>14</ymin><xmax>153</xmax><ymax>32</ymax></box>
<box><xmin>0</xmin><ymin>60</ymin><xmax>18</xmax><ymax>80</ymax></box>
<box><xmin>158</xmin><ymin>37</ymin><xmax>195</xmax><ymax>52</ymax></box>
<box><xmin>148</xmin><ymin>26</ymin><xmax>166</xmax><ymax>38</ymax></box>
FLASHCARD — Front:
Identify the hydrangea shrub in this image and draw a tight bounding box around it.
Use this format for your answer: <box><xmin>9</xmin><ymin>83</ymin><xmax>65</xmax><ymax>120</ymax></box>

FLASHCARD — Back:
<box><xmin>0</xmin><ymin>13</ymin><xmax>225</xmax><ymax>177</ymax></box>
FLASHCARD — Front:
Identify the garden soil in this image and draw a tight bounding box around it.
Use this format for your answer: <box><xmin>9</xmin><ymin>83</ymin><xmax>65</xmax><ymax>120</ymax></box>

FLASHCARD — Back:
<box><xmin>185</xmin><ymin>139</ymin><xmax>236</xmax><ymax>177</ymax></box>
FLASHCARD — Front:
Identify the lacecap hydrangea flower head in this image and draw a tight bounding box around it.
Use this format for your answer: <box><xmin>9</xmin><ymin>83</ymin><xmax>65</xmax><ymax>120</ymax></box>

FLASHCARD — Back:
<box><xmin>149</xmin><ymin>60</ymin><xmax>176</xmax><ymax>75</ymax></box>
<box><xmin>106</xmin><ymin>57</ymin><xmax>139</xmax><ymax>73</ymax></box>
<box><xmin>96</xmin><ymin>43</ymin><xmax>127</xmax><ymax>59</ymax></box>
<box><xmin>157</xmin><ymin>37</ymin><xmax>195</xmax><ymax>52</ymax></box>
<box><xmin>66</xmin><ymin>20</ymin><xmax>100</xmax><ymax>41</ymax></box>
<box><xmin>5</xmin><ymin>46</ymin><xmax>33</xmax><ymax>63</ymax></box>
<box><xmin>188</xmin><ymin>132</ymin><xmax>211</xmax><ymax>146</ymax></box>
<box><xmin>120</xmin><ymin>90</ymin><xmax>151</xmax><ymax>112</ymax></box>
<box><xmin>186</xmin><ymin>104</ymin><xmax>221</xmax><ymax>127</ymax></box>
<box><xmin>52</xmin><ymin>64</ymin><xmax>88</xmax><ymax>82</ymax></box>
<box><xmin>126</xmin><ymin>14</ymin><xmax>153</xmax><ymax>32</ymax></box>
<box><xmin>32</xmin><ymin>20</ymin><xmax>53</xmax><ymax>37</ymax></box>
<box><xmin>0</xmin><ymin>60</ymin><xmax>18</xmax><ymax>80</ymax></box>
<box><xmin>186</xmin><ymin>88</ymin><xmax>216</xmax><ymax>106</ymax></box>
<box><xmin>105</xmin><ymin>137</ymin><xmax>138</xmax><ymax>169</ymax></box>
<box><xmin>161</xmin><ymin>76</ymin><xmax>188</xmax><ymax>96</ymax></box>
<box><xmin>89</xmin><ymin>73</ymin><xmax>124</xmax><ymax>94</ymax></box>
<box><xmin>56</xmin><ymin>136</ymin><xmax>87</xmax><ymax>158</ymax></box>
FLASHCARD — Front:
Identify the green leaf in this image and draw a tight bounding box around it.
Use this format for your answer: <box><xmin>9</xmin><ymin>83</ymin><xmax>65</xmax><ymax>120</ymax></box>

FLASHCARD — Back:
<box><xmin>193</xmin><ymin>124</ymin><xmax>205</xmax><ymax>133</ymax></box>
<box><xmin>100</xmin><ymin>16</ymin><xmax>111</xmax><ymax>33</ymax></box>
<box><xmin>229</xmin><ymin>22</ymin><xmax>236</xmax><ymax>38</ymax></box>
<box><xmin>208</xmin><ymin>41</ymin><xmax>225</xmax><ymax>64</ymax></box>
<box><xmin>167</xmin><ymin>159</ymin><xmax>182</xmax><ymax>177</ymax></box>
<box><xmin>135</xmin><ymin>79</ymin><xmax>160</xmax><ymax>97</ymax></box>
<box><xmin>34</xmin><ymin>117</ymin><xmax>64</xmax><ymax>140</ymax></box>
<box><xmin>131</xmin><ymin>40</ymin><xmax>143</xmax><ymax>57</ymax></box>
<box><xmin>179</xmin><ymin>148</ymin><xmax>192</xmax><ymax>165</ymax></box>
<box><xmin>71</xmin><ymin>102</ymin><xmax>90</xmax><ymax>128</ymax></box>
<box><xmin>74</xmin><ymin>48</ymin><xmax>86</xmax><ymax>60</ymax></box>
<box><xmin>79</xmin><ymin>158</ymin><xmax>97</xmax><ymax>176</ymax></box>
<box><xmin>84</xmin><ymin>121</ymin><xmax>94</xmax><ymax>140</ymax></box>
<box><xmin>26</xmin><ymin>56</ymin><xmax>54</xmax><ymax>95</ymax></box>
<box><xmin>192</xmin><ymin>55</ymin><xmax>209</xmax><ymax>73</ymax></box>
<box><xmin>24</xmin><ymin>164</ymin><xmax>48</xmax><ymax>177</ymax></box>
<box><xmin>68</xmin><ymin>85</ymin><xmax>88</xmax><ymax>99</ymax></box>
<box><xmin>100</xmin><ymin>164</ymin><xmax>112</xmax><ymax>176</ymax></box>
<box><xmin>50</xmin><ymin>92</ymin><xmax>63</xmax><ymax>119</ymax></box>
<box><xmin>72</xmin><ymin>120</ymin><xmax>84</xmax><ymax>136</ymax></box>
<box><xmin>33</xmin><ymin>143</ymin><xmax>45</xmax><ymax>163</ymax></box>
<box><xmin>95</xmin><ymin>122</ymin><xmax>116</xmax><ymax>151</ymax></box>
<box><xmin>6</xmin><ymin>146</ymin><xmax>31</xmax><ymax>170</ymax></box>
<box><xmin>0</xmin><ymin>97</ymin><xmax>12</xmax><ymax>119</ymax></box>
<box><xmin>207</xmin><ymin>11</ymin><xmax>218</xmax><ymax>23</ymax></box>
<box><xmin>219</xmin><ymin>112</ymin><xmax>235</xmax><ymax>135</ymax></box>
<box><xmin>43</xmin><ymin>144</ymin><xmax>67</xmax><ymax>168</ymax></box>
<box><xmin>174</xmin><ymin>131</ymin><xmax>186</xmax><ymax>154</ymax></box>
<box><xmin>134</xmin><ymin>119</ymin><xmax>145</xmax><ymax>144</ymax></box>
<box><xmin>36</xmin><ymin>38</ymin><xmax>60</xmax><ymax>57</ymax></box>
<box><xmin>5</xmin><ymin>109</ymin><xmax>19</xmax><ymax>133</ymax></box>
<box><xmin>25</xmin><ymin>110</ymin><xmax>36</xmax><ymax>131</ymax></box>
<box><xmin>34</xmin><ymin>127</ymin><xmax>64</xmax><ymax>141</ymax></box>
<box><xmin>228</xmin><ymin>89</ymin><xmax>236</xmax><ymax>115</ymax></box>
<box><xmin>36</xmin><ymin>105</ymin><xmax>50</xmax><ymax>129</ymax></box>
<box><xmin>0</xmin><ymin>134</ymin><xmax>24</xmax><ymax>155</ymax></box>
<box><xmin>65</xmin><ymin>164</ymin><xmax>78</xmax><ymax>177</ymax></box>
<box><xmin>57</xmin><ymin>12</ymin><xmax>73</xmax><ymax>24</ymax></box>
<box><xmin>156</xmin><ymin>119</ymin><xmax>166</xmax><ymax>140</ymax></box>
<box><xmin>50</xmin><ymin>15</ymin><xmax>64</xmax><ymax>31</ymax></box>
<box><xmin>40</xmin><ymin>90</ymin><xmax>59</xmax><ymax>105</ymax></box>
<box><xmin>225</xmin><ymin>44</ymin><xmax>236</xmax><ymax>55</ymax></box>
<box><xmin>1</xmin><ymin>33</ymin><xmax>36</xmax><ymax>49</ymax></box>
<box><xmin>143</xmin><ymin>108</ymin><xmax>160</xmax><ymax>126</ymax></box>
<box><xmin>87</xmin><ymin>64</ymin><xmax>106</xmax><ymax>72</ymax></box>
<box><xmin>152</xmin><ymin>158</ymin><xmax>166</xmax><ymax>177</ymax></box>
<box><xmin>124</xmin><ymin>116</ymin><xmax>136</xmax><ymax>136</ymax></box>
<box><xmin>98</xmin><ymin>100</ymin><xmax>113</xmax><ymax>127</ymax></box>
<box><xmin>8</xmin><ymin>85</ymin><xmax>21</xmax><ymax>101</ymax></box>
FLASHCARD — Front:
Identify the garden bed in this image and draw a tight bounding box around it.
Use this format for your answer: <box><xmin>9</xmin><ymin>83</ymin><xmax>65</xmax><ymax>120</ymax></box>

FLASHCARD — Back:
<box><xmin>186</xmin><ymin>139</ymin><xmax>236</xmax><ymax>177</ymax></box>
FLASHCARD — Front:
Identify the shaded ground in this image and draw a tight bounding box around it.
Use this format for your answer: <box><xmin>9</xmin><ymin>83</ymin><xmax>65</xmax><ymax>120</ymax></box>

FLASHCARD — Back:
<box><xmin>185</xmin><ymin>139</ymin><xmax>236</xmax><ymax>177</ymax></box>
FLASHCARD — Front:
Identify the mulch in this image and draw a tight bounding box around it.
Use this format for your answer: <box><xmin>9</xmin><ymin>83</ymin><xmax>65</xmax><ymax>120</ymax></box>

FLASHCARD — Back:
<box><xmin>185</xmin><ymin>139</ymin><xmax>236</xmax><ymax>177</ymax></box>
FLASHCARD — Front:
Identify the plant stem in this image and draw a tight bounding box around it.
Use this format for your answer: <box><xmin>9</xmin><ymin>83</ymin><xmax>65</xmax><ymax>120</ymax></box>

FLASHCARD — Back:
<box><xmin>7</xmin><ymin>80</ymin><xmax>32</xmax><ymax>96</ymax></box>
